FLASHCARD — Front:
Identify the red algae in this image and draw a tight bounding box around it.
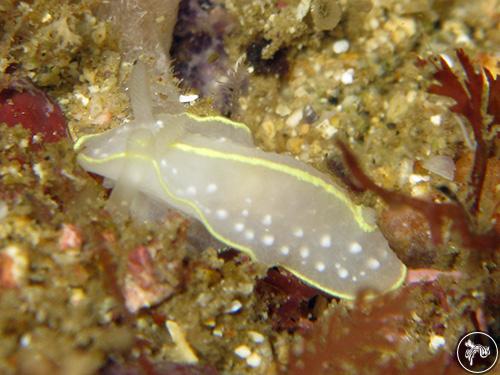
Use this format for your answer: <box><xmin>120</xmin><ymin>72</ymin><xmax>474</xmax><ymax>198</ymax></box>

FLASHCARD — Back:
<box><xmin>428</xmin><ymin>49</ymin><xmax>498</xmax><ymax>216</ymax></box>
<box><xmin>256</xmin><ymin>267</ymin><xmax>329</xmax><ymax>332</ymax></box>
<box><xmin>0</xmin><ymin>77</ymin><xmax>68</xmax><ymax>143</ymax></box>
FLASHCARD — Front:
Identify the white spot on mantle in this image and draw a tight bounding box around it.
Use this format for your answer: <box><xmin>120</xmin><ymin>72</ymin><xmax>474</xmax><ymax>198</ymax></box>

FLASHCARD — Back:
<box><xmin>206</xmin><ymin>183</ymin><xmax>218</xmax><ymax>193</ymax></box>
<box><xmin>349</xmin><ymin>242</ymin><xmax>362</xmax><ymax>254</ymax></box>
<box><xmin>216</xmin><ymin>209</ymin><xmax>228</xmax><ymax>219</ymax></box>
<box><xmin>315</xmin><ymin>262</ymin><xmax>326</xmax><ymax>272</ymax></box>
<box><xmin>320</xmin><ymin>235</ymin><xmax>331</xmax><ymax>248</ymax></box>
<box><xmin>261</xmin><ymin>214</ymin><xmax>272</xmax><ymax>226</ymax></box>
<box><xmin>280</xmin><ymin>246</ymin><xmax>290</xmax><ymax>255</ymax></box>
<box><xmin>367</xmin><ymin>258</ymin><xmax>380</xmax><ymax>270</ymax></box>
<box><xmin>261</xmin><ymin>234</ymin><xmax>275</xmax><ymax>246</ymax></box>
<box><xmin>338</xmin><ymin>268</ymin><xmax>349</xmax><ymax>278</ymax></box>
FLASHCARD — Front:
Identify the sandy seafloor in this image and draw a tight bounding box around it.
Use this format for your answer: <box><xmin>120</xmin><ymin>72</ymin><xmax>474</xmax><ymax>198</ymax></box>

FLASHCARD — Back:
<box><xmin>0</xmin><ymin>0</ymin><xmax>499</xmax><ymax>374</ymax></box>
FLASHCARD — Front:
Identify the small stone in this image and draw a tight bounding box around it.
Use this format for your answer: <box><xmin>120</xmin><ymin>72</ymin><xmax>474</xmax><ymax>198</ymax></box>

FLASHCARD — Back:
<box><xmin>225</xmin><ymin>300</ymin><xmax>243</xmax><ymax>314</ymax></box>
<box><xmin>298</xmin><ymin>124</ymin><xmax>310</xmax><ymax>136</ymax></box>
<box><xmin>261</xmin><ymin>120</ymin><xmax>276</xmax><ymax>139</ymax></box>
<box><xmin>203</xmin><ymin>318</ymin><xmax>216</xmax><ymax>328</ymax></box>
<box><xmin>303</xmin><ymin>105</ymin><xmax>318</xmax><ymax>123</ymax></box>
<box><xmin>166</xmin><ymin>320</ymin><xmax>199</xmax><ymax>364</ymax></box>
<box><xmin>296</xmin><ymin>0</ymin><xmax>311</xmax><ymax>20</ymax></box>
<box><xmin>234</xmin><ymin>345</ymin><xmax>251</xmax><ymax>359</ymax></box>
<box><xmin>275</xmin><ymin>103</ymin><xmax>291</xmax><ymax>116</ymax></box>
<box><xmin>316</xmin><ymin>118</ymin><xmax>338</xmax><ymax>139</ymax></box>
<box><xmin>294</xmin><ymin>86</ymin><xmax>308</xmax><ymax>97</ymax></box>
<box><xmin>246</xmin><ymin>352</ymin><xmax>262</xmax><ymax>368</ymax></box>
<box><xmin>430</xmin><ymin>114</ymin><xmax>442</xmax><ymax>126</ymax></box>
<box><xmin>408</xmin><ymin>174</ymin><xmax>430</xmax><ymax>184</ymax></box>
<box><xmin>58</xmin><ymin>223</ymin><xmax>83</xmax><ymax>252</ymax></box>
<box><xmin>212</xmin><ymin>327</ymin><xmax>223</xmax><ymax>337</ymax></box>
<box><xmin>286</xmin><ymin>137</ymin><xmax>304</xmax><ymax>155</ymax></box>
<box><xmin>0</xmin><ymin>245</ymin><xmax>29</xmax><ymax>288</ymax></box>
<box><xmin>70</xmin><ymin>288</ymin><xmax>86</xmax><ymax>306</ymax></box>
<box><xmin>20</xmin><ymin>334</ymin><xmax>31</xmax><ymax>347</ymax></box>
<box><xmin>179</xmin><ymin>94</ymin><xmax>199</xmax><ymax>103</ymax></box>
<box><xmin>340</xmin><ymin>68</ymin><xmax>355</xmax><ymax>85</ymax></box>
<box><xmin>333</xmin><ymin>39</ymin><xmax>350</xmax><ymax>54</ymax></box>
<box><xmin>429</xmin><ymin>334</ymin><xmax>446</xmax><ymax>352</ymax></box>
<box><xmin>286</xmin><ymin>108</ymin><xmax>304</xmax><ymax>128</ymax></box>
<box><xmin>248</xmin><ymin>331</ymin><xmax>265</xmax><ymax>344</ymax></box>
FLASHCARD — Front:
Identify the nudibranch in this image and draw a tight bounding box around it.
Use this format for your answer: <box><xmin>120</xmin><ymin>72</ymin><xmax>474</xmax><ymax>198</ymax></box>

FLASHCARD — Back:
<box><xmin>74</xmin><ymin>63</ymin><xmax>406</xmax><ymax>299</ymax></box>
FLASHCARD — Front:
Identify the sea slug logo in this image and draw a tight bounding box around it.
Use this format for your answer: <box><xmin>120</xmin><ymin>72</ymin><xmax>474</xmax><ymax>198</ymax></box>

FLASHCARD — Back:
<box><xmin>456</xmin><ymin>332</ymin><xmax>498</xmax><ymax>373</ymax></box>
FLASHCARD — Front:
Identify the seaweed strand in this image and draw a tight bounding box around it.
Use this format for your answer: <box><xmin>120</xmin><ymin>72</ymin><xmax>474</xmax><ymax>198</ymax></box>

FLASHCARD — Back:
<box><xmin>335</xmin><ymin>139</ymin><xmax>499</xmax><ymax>251</ymax></box>
<box><xmin>428</xmin><ymin>49</ymin><xmax>498</xmax><ymax>214</ymax></box>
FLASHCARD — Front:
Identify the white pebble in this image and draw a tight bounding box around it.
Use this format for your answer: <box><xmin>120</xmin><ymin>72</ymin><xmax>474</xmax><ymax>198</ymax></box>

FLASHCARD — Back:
<box><xmin>246</xmin><ymin>352</ymin><xmax>262</xmax><ymax>368</ymax></box>
<box><xmin>409</xmin><ymin>174</ymin><xmax>430</xmax><ymax>184</ymax></box>
<box><xmin>341</xmin><ymin>68</ymin><xmax>355</xmax><ymax>85</ymax></box>
<box><xmin>430</xmin><ymin>114</ymin><xmax>442</xmax><ymax>126</ymax></box>
<box><xmin>300</xmin><ymin>246</ymin><xmax>310</xmax><ymax>258</ymax></box>
<box><xmin>234</xmin><ymin>345</ymin><xmax>251</xmax><ymax>358</ymax></box>
<box><xmin>286</xmin><ymin>108</ymin><xmax>303</xmax><ymax>128</ymax></box>
<box><xmin>20</xmin><ymin>334</ymin><xmax>31</xmax><ymax>347</ymax></box>
<box><xmin>226</xmin><ymin>300</ymin><xmax>243</xmax><ymax>314</ymax></box>
<box><xmin>234</xmin><ymin>222</ymin><xmax>245</xmax><ymax>232</ymax></box>
<box><xmin>333</xmin><ymin>39</ymin><xmax>350</xmax><ymax>54</ymax></box>
<box><xmin>275</xmin><ymin>103</ymin><xmax>291</xmax><ymax>116</ymax></box>
<box><xmin>280</xmin><ymin>246</ymin><xmax>290</xmax><ymax>255</ymax></box>
<box><xmin>429</xmin><ymin>334</ymin><xmax>446</xmax><ymax>352</ymax></box>
<box><xmin>179</xmin><ymin>94</ymin><xmax>199</xmax><ymax>103</ymax></box>
<box><xmin>248</xmin><ymin>331</ymin><xmax>265</xmax><ymax>344</ymax></box>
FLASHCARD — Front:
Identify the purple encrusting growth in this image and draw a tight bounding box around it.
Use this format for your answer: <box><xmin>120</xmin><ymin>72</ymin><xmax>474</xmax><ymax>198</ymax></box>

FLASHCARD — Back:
<box><xmin>170</xmin><ymin>0</ymin><xmax>245</xmax><ymax>115</ymax></box>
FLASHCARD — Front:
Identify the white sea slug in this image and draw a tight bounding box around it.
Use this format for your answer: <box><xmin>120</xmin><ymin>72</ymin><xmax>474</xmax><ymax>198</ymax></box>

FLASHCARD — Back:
<box><xmin>75</xmin><ymin>63</ymin><xmax>406</xmax><ymax>299</ymax></box>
